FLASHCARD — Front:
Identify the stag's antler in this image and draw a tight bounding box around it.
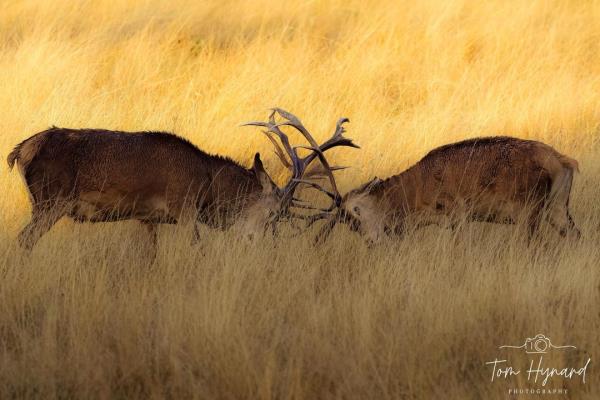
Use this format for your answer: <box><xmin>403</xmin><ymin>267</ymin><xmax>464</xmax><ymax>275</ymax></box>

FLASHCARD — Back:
<box><xmin>242</xmin><ymin>108</ymin><xmax>359</xmax><ymax>216</ymax></box>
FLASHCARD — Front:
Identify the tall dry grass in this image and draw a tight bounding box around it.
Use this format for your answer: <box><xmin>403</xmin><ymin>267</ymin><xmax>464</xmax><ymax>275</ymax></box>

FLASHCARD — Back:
<box><xmin>1</xmin><ymin>0</ymin><xmax>599</xmax><ymax>398</ymax></box>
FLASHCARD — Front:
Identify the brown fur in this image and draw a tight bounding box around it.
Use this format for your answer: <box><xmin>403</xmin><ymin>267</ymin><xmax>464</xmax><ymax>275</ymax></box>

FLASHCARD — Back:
<box><xmin>7</xmin><ymin>130</ymin><xmax>49</xmax><ymax>172</ymax></box>
<box><xmin>334</xmin><ymin>136</ymin><xmax>580</xmax><ymax>244</ymax></box>
<box><xmin>8</xmin><ymin>127</ymin><xmax>278</xmax><ymax>251</ymax></box>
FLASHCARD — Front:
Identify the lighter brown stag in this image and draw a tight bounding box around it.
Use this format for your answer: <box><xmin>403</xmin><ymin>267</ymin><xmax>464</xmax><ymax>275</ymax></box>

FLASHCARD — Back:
<box><xmin>309</xmin><ymin>137</ymin><xmax>580</xmax><ymax>245</ymax></box>
<box><xmin>7</xmin><ymin>108</ymin><xmax>357</xmax><ymax>253</ymax></box>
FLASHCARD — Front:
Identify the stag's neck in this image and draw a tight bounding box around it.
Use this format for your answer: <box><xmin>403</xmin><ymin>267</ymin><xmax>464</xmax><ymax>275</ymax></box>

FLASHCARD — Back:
<box><xmin>208</xmin><ymin>156</ymin><xmax>257</xmax><ymax>184</ymax></box>
<box><xmin>372</xmin><ymin>166</ymin><xmax>422</xmax><ymax>218</ymax></box>
<box><xmin>196</xmin><ymin>155</ymin><xmax>262</xmax><ymax>203</ymax></box>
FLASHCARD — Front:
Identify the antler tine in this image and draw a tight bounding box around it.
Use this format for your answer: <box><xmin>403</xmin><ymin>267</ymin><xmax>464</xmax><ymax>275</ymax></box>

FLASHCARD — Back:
<box><xmin>270</xmin><ymin>108</ymin><xmax>344</xmax><ymax>204</ymax></box>
<box><xmin>300</xmin><ymin>165</ymin><xmax>348</xmax><ymax>182</ymax></box>
<box><xmin>290</xmin><ymin>203</ymin><xmax>320</xmax><ymax>210</ymax></box>
<box><xmin>292</xmin><ymin>179</ymin><xmax>337</xmax><ymax>200</ymax></box>
<box><xmin>284</xmin><ymin>210</ymin><xmax>329</xmax><ymax>224</ymax></box>
<box><xmin>294</xmin><ymin>145</ymin><xmax>341</xmax><ymax>197</ymax></box>
<box><xmin>304</xmin><ymin>212</ymin><xmax>334</xmax><ymax>228</ymax></box>
<box><xmin>334</xmin><ymin>117</ymin><xmax>349</xmax><ymax>137</ymax></box>
<box><xmin>262</xmin><ymin>130</ymin><xmax>292</xmax><ymax>170</ymax></box>
<box><xmin>286</xmin><ymin>210</ymin><xmax>332</xmax><ymax>225</ymax></box>
<box><xmin>273</xmin><ymin>109</ymin><xmax>322</xmax><ymax>159</ymax></box>
<box><xmin>272</xmin><ymin>108</ymin><xmax>317</xmax><ymax>142</ymax></box>
<box><xmin>273</xmin><ymin>108</ymin><xmax>358</xmax><ymax>156</ymax></box>
<box><xmin>290</xmin><ymin>118</ymin><xmax>358</xmax><ymax>207</ymax></box>
<box><xmin>318</xmin><ymin>118</ymin><xmax>360</xmax><ymax>152</ymax></box>
<box><xmin>291</xmin><ymin>197</ymin><xmax>337</xmax><ymax>212</ymax></box>
<box><xmin>242</xmin><ymin>119</ymin><xmax>302</xmax><ymax>175</ymax></box>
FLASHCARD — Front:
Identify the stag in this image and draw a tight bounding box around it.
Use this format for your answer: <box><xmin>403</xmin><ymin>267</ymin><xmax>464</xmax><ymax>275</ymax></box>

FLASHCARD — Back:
<box><xmin>7</xmin><ymin>109</ymin><xmax>357</xmax><ymax>253</ymax></box>
<box><xmin>308</xmin><ymin>137</ymin><xmax>580</xmax><ymax>245</ymax></box>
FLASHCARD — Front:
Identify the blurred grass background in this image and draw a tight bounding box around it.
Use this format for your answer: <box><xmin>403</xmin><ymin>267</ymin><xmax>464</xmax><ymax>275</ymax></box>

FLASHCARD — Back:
<box><xmin>0</xmin><ymin>0</ymin><xmax>599</xmax><ymax>398</ymax></box>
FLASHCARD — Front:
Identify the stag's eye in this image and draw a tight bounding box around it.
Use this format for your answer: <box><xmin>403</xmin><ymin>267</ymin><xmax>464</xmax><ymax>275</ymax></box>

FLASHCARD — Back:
<box><xmin>353</xmin><ymin>206</ymin><xmax>361</xmax><ymax>216</ymax></box>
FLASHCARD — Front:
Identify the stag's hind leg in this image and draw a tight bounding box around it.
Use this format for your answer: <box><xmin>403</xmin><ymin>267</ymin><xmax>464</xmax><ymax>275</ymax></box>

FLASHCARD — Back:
<box><xmin>140</xmin><ymin>222</ymin><xmax>158</xmax><ymax>262</ymax></box>
<box><xmin>18</xmin><ymin>164</ymin><xmax>75</xmax><ymax>250</ymax></box>
<box><xmin>18</xmin><ymin>204</ymin><xmax>65</xmax><ymax>250</ymax></box>
<box><xmin>547</xmin><ymin>167</ymin><xmax>580</xmax><ymax>239</ymax></box>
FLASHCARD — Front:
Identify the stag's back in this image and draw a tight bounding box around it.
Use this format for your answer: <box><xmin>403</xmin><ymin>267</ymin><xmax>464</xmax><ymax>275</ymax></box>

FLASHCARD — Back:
<box><xmin>410</xmin><ymin>136</ymin><xmax>578</xmax><ymax>216</ymax></box>
<box><xmin>7</xmin><ymin>128</ymin><xmax>258</xmax><ymax>221</ymax></box>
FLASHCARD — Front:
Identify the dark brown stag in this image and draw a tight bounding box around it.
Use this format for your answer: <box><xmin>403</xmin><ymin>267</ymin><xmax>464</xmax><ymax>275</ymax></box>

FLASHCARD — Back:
<box><xmin>308</xmin><ymin>136</ymin><xmax>580</xmax><ymax>245</ymax></box>
<box><xmin>7</xmin><ymin>109</ymin><xmax>357</xmax><ymax>252</ymax></box>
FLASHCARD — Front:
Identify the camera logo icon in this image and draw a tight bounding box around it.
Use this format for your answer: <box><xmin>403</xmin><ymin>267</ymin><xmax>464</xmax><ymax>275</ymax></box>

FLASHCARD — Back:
<box><xmin>525</xmin><ymin>334</ymin><xmax>551</xmax><ymax>353</ymax></box>
<box><xmin>499</xmin><ymin>334</ymin><xmax>576</xmax><ymax>353</ymax></box>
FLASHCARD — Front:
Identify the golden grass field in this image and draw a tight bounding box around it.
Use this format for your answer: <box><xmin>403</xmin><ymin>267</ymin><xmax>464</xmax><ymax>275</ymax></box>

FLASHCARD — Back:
<box><xmin>1</xmin><ymin>0</ymin><xmax>599</xmax><ymax>398</ymax></box>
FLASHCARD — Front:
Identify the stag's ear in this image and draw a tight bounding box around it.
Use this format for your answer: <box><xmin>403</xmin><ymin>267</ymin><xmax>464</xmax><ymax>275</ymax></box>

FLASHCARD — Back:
<box><xmin>360</xmin><ymin>177</ymin><xmax>382</xmax><ymax>194</ymax></box>
<box><xmin>253</xmin><ymin>153</ymin><xmax>275</xmax><ymax>195</ymax></box>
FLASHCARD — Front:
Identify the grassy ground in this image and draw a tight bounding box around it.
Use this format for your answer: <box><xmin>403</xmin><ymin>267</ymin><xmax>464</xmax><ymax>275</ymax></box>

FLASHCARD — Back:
<box><xmin>1</xmin><ymin>0</ymin><xmax>599</xmax><ymax>398</ymax></box>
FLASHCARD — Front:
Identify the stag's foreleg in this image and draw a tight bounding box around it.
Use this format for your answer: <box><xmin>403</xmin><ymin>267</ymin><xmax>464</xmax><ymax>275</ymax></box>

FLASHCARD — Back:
<box><xmin>547</xmin><ymin>208</ymin><xmax>581</xmax><ymax>239</ymax></box>
<box><xmin>527</xmin><ymin>207</ymin><xmax>543</xmax><ymax>244</ymax></box>
<box><xmin>567</xmin><ymin>211</ymin><xmax>579</xmax><ymax>236</ymax></box>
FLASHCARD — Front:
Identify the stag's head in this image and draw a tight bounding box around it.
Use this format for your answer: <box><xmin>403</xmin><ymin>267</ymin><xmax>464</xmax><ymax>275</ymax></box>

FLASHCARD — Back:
<box><xmin>240</xmin><ymin>108</ymin><xmax>359</xmax><ymax>238</ymax></box>
<box><xmin>307</xmin><ymin>177</ymin><xmax>385</xmax><ymax>246</ymax></box>
<box><xmin>233</xmin><ymin>151</ymin><xmax>280</xmax><ymax>239</ymax></box>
